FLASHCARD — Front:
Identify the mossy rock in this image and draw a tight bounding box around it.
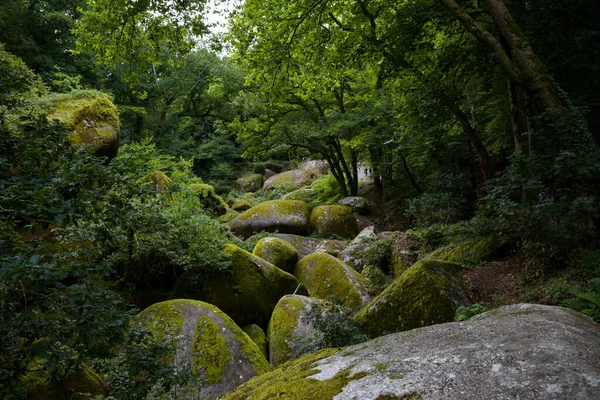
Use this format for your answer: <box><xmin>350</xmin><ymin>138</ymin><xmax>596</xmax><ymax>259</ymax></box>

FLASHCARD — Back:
<box><xmin>235</xmin><ymin>174</ymin><xmax>264</xmax><ymax>193</ymax></box>
<box><xmin>175</xmin><ymin>245</ymin><xmax>300</xmax><ymax>327</ymax></box>
<box><xmin>188</xmin><ymin>182</ymin><xmax>228</xmax><ymax>216</ymax></box>
<box><xmin>361</xmin><ymin>264</ymin><xmax>393</xmax><ymax>296</ymax></box>
<box><xmin>313</xmin><ymin>239</ymin><xmax>347</xmax><ymax>257</ymax></box>
<box><xmin>309</xmin><ymin>205</ymin><xmax>359</xmax><ymax>239</ymax></box>
<box><xmin>232</xmin><ymin>199</ymin><xmax>253</xmax><ymax>212</ymax></box>
<box><xmin>389</xmin><ymin>231</ymin><xmax>420</xmax><ymax>277</ymax></box>
<box><xmin>338</xmin><ymin>196</ymin><xmax>369</xmax><ymax>215</ymax></box>
<box><xmin>20</xmin><ymin>364</ymin><xmax>106</xmax><ymax>400</ymax></box>
<box><xmin>299</xmin><ymin>160</ymin><xmax>329</xmax><ymax>179</ymax></box>
<box><xmin>268</xmin><ymin>295</ymin><xmax>324</xmax><ymax>367</ymax></box>
<box><xmin>282</xmin><ymin>188</ymin><xmax>318</xmax><ymax>204</ymax></box>
<box><xmin>242</xmin><ymin>324</ymin><xmax>268</xmax><ymax>359</ymax></box>
<box><xmin>275</xmin><ymin>234</ymin><xmax>323</xmax><ymax>258</ymax></box>
<box><xmin>426</xmin><ymin>239</ymin><xmax>494</xmax><ymax>266</ymax></box>
<box><xmin>263</xmin><ymin>170</ymin><xmax>312</xmax><ymax>194</ymax></box>
<box><xmin>225</xmin><ymin>304</ymin><xmax>600</xmax><ymax>400</ymax></box>
<box><xmin>230</xmin><ymin>200</ymin><xmax>310</xmax><ymax>239</ymax></box>
<box><xmin>253</xmin><ymin>237</ymin><xmax>299</xmax><ymax>274</ymax></box>
<box><xmin>43</xmin><ymin>90</ymin><xmax>120</xmax><ymax>159</ymax></box>
<box><xmin>294</xmin><ymin>253</ymin><xmax>371</xmax><ymax>310</ymax></box>
<box><xmin>354</xmin><ymin>259</ymin><xmax>471</xmax><ymax>337</ymax></box>
<box><xmin>137</xmin><ymin>299</ymin><xmax>270</xmax><ymax>398</ymax></box>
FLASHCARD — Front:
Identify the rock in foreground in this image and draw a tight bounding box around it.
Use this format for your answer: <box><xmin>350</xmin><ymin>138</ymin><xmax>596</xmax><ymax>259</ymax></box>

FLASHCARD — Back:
<box><xmin>223</xmin><ymin>304</ymin><xmax>600</xmax><ymax>400</ymax></box>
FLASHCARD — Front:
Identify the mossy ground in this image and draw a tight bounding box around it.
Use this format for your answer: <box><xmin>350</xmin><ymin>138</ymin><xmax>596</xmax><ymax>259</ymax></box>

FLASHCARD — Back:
<box><xmin>222</xmin><ymin>348</ymin><xmax>367</xmax><ymax>400</ymax></box>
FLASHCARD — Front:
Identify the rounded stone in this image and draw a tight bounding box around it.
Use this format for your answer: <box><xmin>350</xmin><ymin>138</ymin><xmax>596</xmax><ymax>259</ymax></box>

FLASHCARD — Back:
<box><xmin>310</xmin><ymin>205</ymin><xmax>359</xmax><ymax>239</ymax></box>
<box><xmin>253</xmin><ymin>237</ymin><xmax>299</xmax><ymax>274</ymax></box>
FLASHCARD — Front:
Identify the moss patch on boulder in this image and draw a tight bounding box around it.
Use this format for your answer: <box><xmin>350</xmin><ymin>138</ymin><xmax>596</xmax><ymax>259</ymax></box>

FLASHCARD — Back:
<box><xmin>263</xmin><ymin>170</ymin><xmax>312</xmax><ymax>194</ymax></box>
<box><xmin>176</xmin><ymin>245</ymin><xmax>300</xmax><ymax>327</ymax></box>
<box><xmin>230</xmin><ymin>200</ymin><xmax>310</xmax><ymax>239</ymax></box>
<box><xmin>136</xmin><ymin>299</ymin><xmax>270</xmax><ymax>398</ymax></box>
<box><xmin>232</xmin><ymin>199</ymin><xmax>253</xmax><ymax>212</ymax></box>
<box><xmin>338</xmin><ymin>196</ymin><xmax>369</xmax><ymax>215</ymax></box>
<box><xmin>43</xmin><ymin>90</ymin><xmax>120</xmax><ymax>159</ymax></box>
<box><xmin>268</xmin><ymin>295</ymin><xmax>324</xmax><ymax>367</ymax></box>
<box><xmin>242</xmin><ymin>324</ymin><xmax>268</xmax><ymax>358</ymax></box>
<box><xmin>426</xmin><ymin>239</ymin><xmax>494</xmax><ymax>266</ymax></box>
<box><xmin>295</xmin><ymin>253</ymin><xmax>371</xmax><ymax>310</ymax></box>
<box><xmin>236</xmin><ymin>174</ymin><xmax>264</xmax><ymax>193</ymax></box>
<box><xmin>282</xmin><ymin>188</ymin><xmax>318</xmax><ymax>204</ymax></box>
<box><xmin>361</xmin><ymin>265</ymin><xmax>393</xmax><ymax>296</ymax></box>
<box><xmin>253</xmin><ymin>237</ymin><xmax>299</xmax><ymax>274</ymax></box>
<box><xmin>354</xmin><ymin>259</ymin><xmax>471</xmax><ymax>337</ymax></box>
<box><xmin>310</xmin><ymin>205</ymin><xmax>359</xmax><ymax>239</ymax></box>
<box><xmin>222</xmin><ymin>348</ymin><xmax>365</xmax><ymax>400</ymax></box>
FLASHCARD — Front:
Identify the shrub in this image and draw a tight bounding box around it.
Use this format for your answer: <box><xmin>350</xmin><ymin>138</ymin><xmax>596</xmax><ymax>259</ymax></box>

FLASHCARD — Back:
<box><xmin>454</xmin><ymin>304</ymin><xmax>490</xmax><ymax>321</ymax></box>
<box><xmin>252</xmin><ymin>162</ymin><xmax>266</xmax><ymax>174</ymax></box>
<box><xmin>309</xmin><ymin>173</ymin><xmax>341</xmax><ymax>208</ymax></box>
<box><xmin>563</xmin><ymin>278</ymin><xmax>600</xmax><ymax>323</ymax></box>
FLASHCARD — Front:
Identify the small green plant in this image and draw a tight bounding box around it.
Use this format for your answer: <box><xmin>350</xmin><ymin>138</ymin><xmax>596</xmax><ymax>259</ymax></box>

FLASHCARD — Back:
<box><xmin>454</xmin><ymin>304</ymin><xmax>490</xmax><ymax>321</ymax></box>
<box><xmin>252</xmin><ymin>162</ymin><xmax>266</xmax><ymax>174</ymax></box>
<box><xmin>297</xmin><ymin>302</ymin><xmax>369</xmax><ymax>356</ymax></box>
<box><xmin>563</xmin><ymin>278</ymin><xmax>600</xmax><ymax>322</ymax></box>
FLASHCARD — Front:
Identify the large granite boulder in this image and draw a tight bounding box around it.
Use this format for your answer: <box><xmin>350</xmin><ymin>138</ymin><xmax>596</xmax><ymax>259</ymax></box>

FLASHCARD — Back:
<box><xmin>355</xmin><ymin>259</ymin><xmax>471</xmax><ymax>337</ymax></box>
<box><xmin>267</xmin><ymin>295</ymin><xmax>323</xmax><ymax>367</ymax></box>
<box><xmin>223</xmin><ymin>304</ymin><xmax>600</xmax><ymax>400</ymax></box>
<box><xmin>174</xmin><ymin>245</ymin><xmax>300</xmax><ymax>327</ymax></box>
<box><xmin>426</xmin><ymin>238</ymin><xmax>495</xmax><ymax>266</ymax></box>
<box><xmin>295</xmin><ymin>253</ymin><xmax>371</xmax><ymax>310</ymax></box>
<box><xmin>298</xmin><ymin>160</ymin><xmax>329</xmax><ymax>179</ymax></box>
<box><xmin>230</xmin><ymin>200</ymin><xmax>310</xmax><ymax>239</ymax></box>
<box><xmin>242</xmin><ymin>324</ymin><xmax>268</xmax><ymax>359</ymax></box>
<box><xmin>253</xmin><ymin>237</ymin><xmax>299</xmax><ymax>274</ymax></box>
<box><xmin>45</xmin><ymin>90</ymin><xmax>120</xmax><ymax>159</ymax></box>
<box><xmin>309</xmin><ymin>205</ymin><xmax>359</xmax><ymax>239</ymax></box>
<box><xmin>263</xmin><ymin>170</ymin><xmax>312</xmax><ymax>193</ymax></box>
<box><xmin>338</xmin><ymin>196</ymin><xmax>369</xmax><ymax>215</ymax></box>
<box><xmin>235</xmin><ymin>174</ymin><xmax>264</xmax><ymax>193</ymax></box>
<box><xmin>136</xmin><ymin>300</ymin><xmax>270</xmax><ymax>399</ymax></box>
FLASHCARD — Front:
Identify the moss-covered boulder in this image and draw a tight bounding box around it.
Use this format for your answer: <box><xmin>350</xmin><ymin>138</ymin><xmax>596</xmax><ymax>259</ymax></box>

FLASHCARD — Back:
<box><xmin>310</xmin><ymin>205</ymin><xmax>359</xmax><ymax>239</ymax></box>
<box><xmin>232</xmin><ymin>199</ymin><xmax>253</xmax><ymax>212</ymax></box>
<box><xmin>389</xmin><ymin>231</ymin><xmax>420</xmax><ymax>277</ymax></box>
<box><xmin>230</xmin><ymin>200</ymin><xmax>310</xmax><ymax>239</ymax></box>
<box><xmin>282</xmin><ymin>188</ymin><xmax>318</xmax><ymax>204</ymax></box>
<box><xmin>295</xmin><ymin>253</ymin><xmax>371</xmax><ymax>310</ymax></box>
<box><xmin>426</xmin><ymin>238</ymin><xmax>495</xmax><ymax>266</ymax></box>
<box><xmin>188</xmin><ymin>182</ymin><xmax>228</xmax><ymax>216</ymax></box>
<box><xmin>176</xmin><ymin>245</ymin><xmax>300</xmax><ymax>326</ymax></box>
<box><xmin>20</xmin><ymin>364</ymin><xmax>106</xmax><ymax>400</ymax></box>
<box><xmin>44</xmin><ymin>90</ymin><xmax>120</xmax><ymax>159</ymax></box>
<box><xmin>253</xmin><ymin>237</ymin><xmax>299</xmax><ymax>274</ymax></box>
<box><xmin>136</xmin><ymin>300</ymin><xmax>270</xmax><ymax>399</ymax></box>
<box><xmin>313</xmin><ymin>239</ymin><xmax>347</xmax><ymax>257</ymax></box>
<box><xmin>338</xmin><ymin>196</ymin><xmax>369</xmax><ymax>215</ymax></box>
<box><xmin>355</xmin><ymin>259</ymin><xmax>471</xmax><ymax>337</ymax></box>
<box><xmin>216</xmin><ymin>208</ymin><xmax>239</xmax><ymax>225</ymax></box>
<box><xmin>242</xmin><ymin>324</ymin><xmax>268</xmax><ymax>359</ymax></box>
<box><xmin>275</xmin><ymin>234</ymin><xmax>322</xmax><ymax>258</ymax></box>
<box><xmin>268</xmin><ymin>295</ymin><xmax>324</xmax><ymax>367</ymax></box>
<box><xmin>235</xmin><ymin>174</ymin><xmax>264</xmax><ymax>193</ymax></box>
<box><xmin>361</xmin><ymin>264</ymin><xmax>392</xmax><ymax>296</ymax></box>
<box><xmin>224</xmin><ymin>304</ymin><xmax>600</xmax><ymax>400</ymax></box>
<box><xmin>263</xmin><ymin>170</ymin><xmax>312</xmax><ymax>193</ymax></box>
<box><xmin>299</xmin><ymin>160</ymin><xmax>329</xmax><ymax>179</ymax></box>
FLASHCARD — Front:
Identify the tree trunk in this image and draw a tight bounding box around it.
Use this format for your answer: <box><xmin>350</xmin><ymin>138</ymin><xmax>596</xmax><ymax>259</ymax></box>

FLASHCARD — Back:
<box><xmin>452</xmin><ymin>105</ymin><xmax>492</xmax><ymax>182</ymax></box>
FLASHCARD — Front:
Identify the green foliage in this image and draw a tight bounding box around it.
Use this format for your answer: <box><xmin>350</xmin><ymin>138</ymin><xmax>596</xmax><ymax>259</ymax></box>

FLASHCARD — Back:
<box><xmin>563</xmin><ymin>279</ymin><xmax>600</xmax><ymax>323</ymax></box>
<box><xmin>297</xmin><ymin>302</ymin><xmax>369</xmax><ymax>356</ymax></box>
<box><xmin>253</xmin><ymin>162</ymin><xmax>266</xmax><ymax>174</ymax></box>
<box><xmin>0</xmin><ymin>44</ymin><xmax>47</xmax><ymax>108</ymax></box>
<box><xmin>454</xmin><ymin>304</ymin><xmax>490</xmax><ymax>321</ymax></box>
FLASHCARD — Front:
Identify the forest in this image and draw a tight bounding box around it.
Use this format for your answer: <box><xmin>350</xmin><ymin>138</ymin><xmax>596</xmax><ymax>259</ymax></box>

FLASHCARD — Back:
<box><xmin>1</xmin><ymin>0</ymin><xmax>600</xmax><ymax>398</ymax></box>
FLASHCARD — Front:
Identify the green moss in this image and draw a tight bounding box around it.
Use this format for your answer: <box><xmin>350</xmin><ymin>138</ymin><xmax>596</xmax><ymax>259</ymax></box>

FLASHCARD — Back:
<box><xmin>268</xmin><ymin>296</ymin><xmax>309</xmax><ymax>366</ymax></box>
<box><xmin>233</xmin><ymin>199</ymin><xmax>253</xmax><ymax>211</ymax></box>
<box><xmin>236</xmin><ymin>174</ymin><xmax>264</xmax><ymax>192</ymax></box>
<box><xmin>222</xmin><ymin>348</ymin><xmax>368</xmax><ymax>400</ymax></box>
<box><xmin>230</xmin><ymin>200</ymin><xmax>310</xmax><ymax>238</ymax></box>
<box><xmin>355</xmin><ymin>259</ymin><xmax>468</xmax><ymax>337</ymax></box>
<box><xmin>310</xmin><ymin>205</ymin><xmax>359</xmax><ymax>239</ymax></box>
<box><xmin>427</xmin><ymin>239</ymin><xmax>493</xmax><ymax>266</ymax></box>
<box><xmin>283</xmin><ymin>189</ymin><xmax>318</xmax><ymax>205</ymax></box>
<box><xmin>295</xmin><ymin>253</ymin><xmax>369</xmax><ymax>310</ymax></box>
<box><xmin>136</xmin><ymin>300</ymin><xmax>185</xmax><ymax>363</ymax></box>
<box><xmin>253</xmin><ymin>237</ymin><xmax>299</xmax><ymax>274</ymax></box>
<box><xmin>264</xmin><ymin>170</ymin><xmax>312</xmax><ymax>193</ymax></box>
<box><xmin>144</xmin><ymin>171</ymin><xmax>172</xmax><ymax>191</ymax></box>
<box><xmin>242</xmin><ymin>324</ymin><xmax>269</xmax><ymax>359</ymax></box>
<box><xmin>193</xmin><ymin>315</ymin><xmax>232</xmax><ymax>384</ymax></box>
<box><xmin>21</xmin><ymin>364</ymin><xmax>106</xmax><ymax>400</ymax></box>
<box><xmin>189</xmin><ymin>182</ymin><xmax>228</xmax><ymax>216</ymax></box>
<box><xmin>41</xmin><ymin>90</ymin><xmax>120</xmax><ymax>158</ymax></box>
<box><xmin>217</xmin><ymin>208</ymin><xmax>239</xmax><ymax>225</ymax></box>
<box><xmin>361</xmin><ymin>265</ymin><xmax>393</xmax><ymax>296</ymax></box>
<box><xmin>230</xmin><ymin>322</ymin><xmax>271</xmax><ymax>376</ymax></box>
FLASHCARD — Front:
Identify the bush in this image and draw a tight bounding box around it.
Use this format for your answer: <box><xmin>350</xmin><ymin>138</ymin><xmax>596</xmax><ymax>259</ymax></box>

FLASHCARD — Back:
<box><xmin>308</xmin><ymin>173</ymin><xmax>341</xmax><ymax>208</ymax></box>
<box><xmin>563</xmin><ymin>278</ymin><xmax>600</xmax><ymax>323</ymax></box>
<box><xmin>454</xmin><ymin>304</ymin><xmax>490</xmax><ymax>321</ymax></box>
<box><xmin>252</xmin><ymin>162</ymin><xmax>266</xmax><ymax>174</ymax></box>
